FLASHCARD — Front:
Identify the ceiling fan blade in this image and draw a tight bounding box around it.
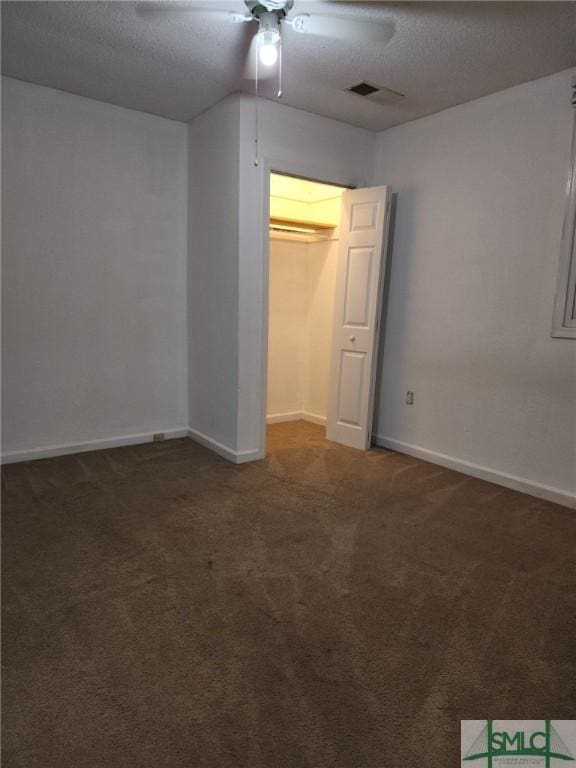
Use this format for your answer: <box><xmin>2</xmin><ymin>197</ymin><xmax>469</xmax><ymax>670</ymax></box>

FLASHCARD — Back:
<box><xmin>135</xmin><ymin>3</ymin><xmax>247</xmax><ymax>21</ymax></box>
<box><xmin>290</xmin><ymin>14</ymin><xmax>395</xmax><ymax>46</ymax></box>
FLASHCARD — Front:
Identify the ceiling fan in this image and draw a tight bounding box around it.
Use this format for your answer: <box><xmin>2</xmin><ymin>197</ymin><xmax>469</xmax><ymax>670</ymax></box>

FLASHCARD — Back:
<box><xmin>138</xmin><ymin>1</ymin><xmax>395</xmax><ymax>88</ymax></box>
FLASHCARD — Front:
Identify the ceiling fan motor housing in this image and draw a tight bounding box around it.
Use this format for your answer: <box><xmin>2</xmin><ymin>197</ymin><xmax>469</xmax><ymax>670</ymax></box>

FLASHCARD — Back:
<box><xmin>244</xmin><ymin>0</ymin><xmax>294</xmax><ymax>21</ymax></box>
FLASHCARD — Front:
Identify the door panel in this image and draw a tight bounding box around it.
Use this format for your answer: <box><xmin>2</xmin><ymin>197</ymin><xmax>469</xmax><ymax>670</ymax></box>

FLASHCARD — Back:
<box><xmin>326</xmin><ymin>186</ymin><xmax>392</xmax><ymax>450</ymax></box>
<box><xmin>350</xmin><ymin>201</ymin><xmax>378</xmax><ymax>231</ymax></box>
<box><xmin>343</xmin><ymin>247</ymin><xmax>373</xmax><ymax>327</ymax></box>
<box><xmin>337</xmin><ymin>351</ymin><xmax>366</xmax><ymax>426</ymax></box>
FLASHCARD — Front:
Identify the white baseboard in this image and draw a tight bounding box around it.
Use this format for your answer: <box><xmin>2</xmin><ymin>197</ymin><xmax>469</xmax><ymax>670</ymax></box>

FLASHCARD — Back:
<box><xmin>187</xmin><ymin>427</ymin><xmax>263</xmax><ymax>465</ymax></box>
<box><xmin>10</xmin><ymin>425</ymin><xmax>566</xmax><ymax>509</ymax></box>
<box><xmin>302</xmin><ymin>411</ymin><xmax>327</xmax><ymax>426</ymax></box>
<box><xmin>372</xmin><ymin>434</ymin><xmax>575</xmax><ymax>510</ymax></box>
<box><xmin>266</xmin><ymin>411</ymin><xmax>302</xmax><ymax>424</ymax></box>
<box><xmin>1</xmin><ymin>427</ymin><xmax>190</xmax><ymax>465</ymax></box>
<box><xmin>191</xmin><ymin>412</ymin><xmax>327</xmax><ymax>465</ymax></box>
<box><xmin>266</xmin><ymin>411</ymin><xmax>326</xmax><ymax>426</ymax></box>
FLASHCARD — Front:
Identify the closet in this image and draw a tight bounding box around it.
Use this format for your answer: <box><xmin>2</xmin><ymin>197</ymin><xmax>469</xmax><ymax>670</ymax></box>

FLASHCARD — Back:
<box><xmin>267</xmin><ymin>173</ymin><xmax>345</xmax><ymax>433</ymax></box>
<box><xmin>265</xmin><ymin>173</ymin><xmax>392</xmax><ymax>453</ymax></box>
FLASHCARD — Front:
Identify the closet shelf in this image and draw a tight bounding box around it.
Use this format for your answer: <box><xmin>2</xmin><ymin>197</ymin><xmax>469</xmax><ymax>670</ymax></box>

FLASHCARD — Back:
<box><xmin>269</xmin><ymin>216</ymin><xmax>336</xmax><ymax>236</ymax></box>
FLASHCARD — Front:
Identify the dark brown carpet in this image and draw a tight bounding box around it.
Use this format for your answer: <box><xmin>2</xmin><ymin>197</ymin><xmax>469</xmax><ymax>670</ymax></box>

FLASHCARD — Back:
<box><xmin>2</xmin><ymin>421</ymin><xmax>575</xmax><ymax>767</ymax></box>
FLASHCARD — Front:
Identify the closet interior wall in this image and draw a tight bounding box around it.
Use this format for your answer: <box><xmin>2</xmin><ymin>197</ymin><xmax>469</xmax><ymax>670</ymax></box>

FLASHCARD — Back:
<box><xmin>267</xmin><ymin>236</ymin><xmax>338</xmax><ymax>425</ymax></box>
<box><xmin>267</xmin><ymin>174</ymin><xmax>345</xmax><ymax>428</ymax></box>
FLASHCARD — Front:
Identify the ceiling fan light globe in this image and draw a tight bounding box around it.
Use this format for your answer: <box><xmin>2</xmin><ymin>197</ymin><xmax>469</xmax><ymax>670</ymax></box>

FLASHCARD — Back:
<box><xmin>259</xmin><ymin>41</ymin><xmax>278</xmax><ymax>67</ymax></box>
<box><xmin>258</xmin><ymin>29</ymin><xmax>280</xmax><ymax>67</ymax></box>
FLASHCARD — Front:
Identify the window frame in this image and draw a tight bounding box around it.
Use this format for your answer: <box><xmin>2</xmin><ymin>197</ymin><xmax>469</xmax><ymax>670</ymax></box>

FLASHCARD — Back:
<box><xmin>552</xmin><ymin>87</ymin><xmax>576</xmax><ymax>339</ymax></box>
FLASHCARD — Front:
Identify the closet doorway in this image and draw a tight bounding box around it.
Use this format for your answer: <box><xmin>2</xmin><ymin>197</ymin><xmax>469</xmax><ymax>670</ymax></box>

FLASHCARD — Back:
<box><xmin>265</xmin><ymin>172</ymin><xmax>392</xmax><ymax>454</ymax></box>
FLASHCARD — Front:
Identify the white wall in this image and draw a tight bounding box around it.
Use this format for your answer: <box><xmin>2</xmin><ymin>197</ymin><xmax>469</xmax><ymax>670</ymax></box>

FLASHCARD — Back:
<box><xmin>304</xmin><ymin>239</ymin><xmax>338</xmax><ymax>420</ymax></box>
<box><xmin>267</xmin><ymin>239</ymin><xmax>309</xmax><ymax>418</ymax></box>
<box><xmin>185</xmin><ymin>94</ymin><xmax>374</xmax><ymax>460</ymax></box>
<box><xmin>6</xmin><ymin>70</ymin><xmax>572</xmax><ymax>503</ymax></box>
<box><xmin>187</xmin><ymin>96</ymin><xmax>241</xmax><ymax>454</ymax></box>
<box><xmin>267</xmin><ymin>237</ymin><xmax>337</xmax><ymax>423</ymax></box>
<box><xmin>1</xmin><ymin>77</ymin><xmax>188</xmax><ymax>459</ymax></box>
<box><xmin>372</xmin><ymin>69</ymin><xmax>576</xmax><ymax>501</ymax></box>
<box><xmin>238</xmin><ymin>95</ymin><xmax>375</xmax><ymax>457</ymax></box>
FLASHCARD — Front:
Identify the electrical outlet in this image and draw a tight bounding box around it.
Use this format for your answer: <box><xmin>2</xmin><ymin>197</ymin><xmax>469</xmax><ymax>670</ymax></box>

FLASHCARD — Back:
<box><xmin>153</xmin><ymin>433</ymin><xmax>165</xmax><ymax>442</ymax></box>
<box><xmin>405</xmin><ymin>391</ymin><xmax>414</xmax><ymax>405</ymax></box>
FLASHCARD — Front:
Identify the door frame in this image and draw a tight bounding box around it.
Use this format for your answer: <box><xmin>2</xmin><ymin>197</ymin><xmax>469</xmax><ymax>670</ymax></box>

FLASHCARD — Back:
<box><xmin>257</xmin><ymin>156</ymin><xmax>364</xmax><ymax>458</ymax></box>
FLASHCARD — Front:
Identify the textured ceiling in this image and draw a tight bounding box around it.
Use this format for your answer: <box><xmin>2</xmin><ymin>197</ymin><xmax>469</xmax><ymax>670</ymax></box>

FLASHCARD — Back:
<box><xmin>2</xmin><ymin>1</ymin><xmax>576</xmax><ymax>131</ymax></box>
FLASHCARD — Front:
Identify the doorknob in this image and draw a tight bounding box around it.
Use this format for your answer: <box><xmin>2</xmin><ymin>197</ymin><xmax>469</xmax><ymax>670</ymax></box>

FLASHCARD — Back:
<box><xmin>349</xmin><ymin>335</ymin><xmax>356</xmax><ymax>342</ymax></box>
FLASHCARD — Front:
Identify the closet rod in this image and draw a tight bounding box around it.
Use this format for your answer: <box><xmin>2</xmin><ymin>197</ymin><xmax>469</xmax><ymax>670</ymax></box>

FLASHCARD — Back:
<box><xmin>269</xmin><ymin>225</ymin><xmax>325</xmax><ymax>236</ymax></box>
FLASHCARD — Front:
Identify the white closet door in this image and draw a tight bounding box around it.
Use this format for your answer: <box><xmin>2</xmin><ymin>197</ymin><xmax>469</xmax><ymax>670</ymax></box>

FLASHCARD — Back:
<box><xmin>326</xmin><ymin>186</ymin><xmax>392</xmax><ymax>450</ymax></box>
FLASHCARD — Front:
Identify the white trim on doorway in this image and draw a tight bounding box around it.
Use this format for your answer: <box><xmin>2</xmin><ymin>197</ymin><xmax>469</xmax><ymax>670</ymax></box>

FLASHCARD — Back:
<box><xmin>257</xmin><ymin>157</ymin><xmax>366</xmax><ymax>460</ymax></box>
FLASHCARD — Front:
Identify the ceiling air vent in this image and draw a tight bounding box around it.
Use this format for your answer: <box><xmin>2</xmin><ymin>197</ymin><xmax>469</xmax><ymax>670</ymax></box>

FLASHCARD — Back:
<box><xmin>348</xmin><ymin>82</ymin><xmax>379</xmax><ymax>96</ymax></box>
<box><xmin>346</xmin><ymin>82</ymin><xmax>405</xmax><ymax>106</ymax></box>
